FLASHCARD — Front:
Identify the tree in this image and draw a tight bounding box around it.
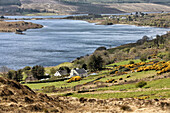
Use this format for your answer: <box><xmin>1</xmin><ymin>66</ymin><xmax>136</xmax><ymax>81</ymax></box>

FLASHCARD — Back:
<box><xmin>127</xmin><ymin>16</ymin><xmax>133</xmax><ymax>21</ymax></box>
<box><xmin>140</xmin><ymin>54</ymin><xmax>147</xmax><ymax>62</ymax></box>
<box><xmin>59</xmin><ymin>66</ymin><xmax>70</xmax><ymax>73</ymax></box>
<box><xmin>87</xmin><ymin>55</ymin><xmax>97</xmax><ymax>72</ymax></box>
<box><xmin>129</xmin><ymin>61</ymin><xmax>135</xmax><ymax>64</ymax></box>
<box><xmin>87</xmin><ymin>55</ymin><xmax>103</xmax><ymax>72</ymax></box>
<box><xmin>31</xmin><ymin>65</ymin><xmax>45</xmax><ymax>79</ymax></box>
<box><xmin>23</xmin><ymin>66</ymin><xmax>31</xmax><ymax>71</ymax></box>
<box><xmin>136</xmin><ymin>81</ymin><xmax>147</xmax><ymax>88</ymax></box>
<box><xmin>7</xmin><ymin>70</ymin><xmax>15</xmax><ymax>80</ymax></box>
<box><xmin>7</xmin><ymin>69</ymin><xmax>23</xmax><ymax>82</ymax></box>
<box><xmin>82</xmin><ymin>63</ymin><xmax>87</xmax><ymax>70</ymax></box>
<box><xmin>50</xmin><ymin>68</ymin><xmax>56</xmax><ymax>76</ymax></box>
<box><xmin>16</xmin><ymin>69</ymin><xmax>23</xmax><ymax>82</ymax></box>
<box><xmin>96</xmin><ymin>56</ymin><xmax>103</xmax><ymax>70</ymax></box>
<box><xmin>165</xmin><ymin>52</ymin><xmax>170</xmax><ymax>61</ymax></box>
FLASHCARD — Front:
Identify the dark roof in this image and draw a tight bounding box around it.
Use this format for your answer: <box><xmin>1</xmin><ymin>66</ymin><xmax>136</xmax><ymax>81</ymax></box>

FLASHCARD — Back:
<box><xmin>75</xmin><ymin>68</ymin><xmax>87</xmax><ymax>74</ymax></box>
<box><xmin>58</xmin><ymin>70</ymin><xmax>68</xmax><ymax>75</ymax></box>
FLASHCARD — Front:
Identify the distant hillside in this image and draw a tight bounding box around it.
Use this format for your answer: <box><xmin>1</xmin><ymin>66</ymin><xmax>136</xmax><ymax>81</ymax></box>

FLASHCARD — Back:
<box><xmin>0</xmin><ymin>0</ymin><xmax>21</xmax><ymax>6</ymax></box>
<box><xmin>60</xmin><ymin>0</ymin><xmax>170</xmax><ymax>5</ymax></box>
<box><xmin>0</xmin><ymin>0</ymin><xmax>170</xmax><ymax>15</ymax></box>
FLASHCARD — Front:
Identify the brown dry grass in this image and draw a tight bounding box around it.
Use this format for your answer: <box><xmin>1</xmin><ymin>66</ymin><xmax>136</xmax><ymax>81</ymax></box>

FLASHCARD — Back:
<box><xmin>20</xmin><ymin>1</ymin><xmax>170</xmax><ymax>14</ymax></box>
<box><xmin>0</xmin><ymin>21</ymin><xmax>43</xmax><ymax>32</ymax></box>
<box><xmin>106</xmin><ymin>3</ymin><xmax>170</xmax><ymax>12</ymax></box>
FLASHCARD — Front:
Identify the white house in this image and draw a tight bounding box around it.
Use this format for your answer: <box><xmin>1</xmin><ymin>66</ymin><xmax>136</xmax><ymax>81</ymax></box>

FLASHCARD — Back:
<box><xmin>121</xmin><ymin>17</ymin><xmax>127</xmax><ymax>20</ymax></box>
<box><xmin>54</xmin><ymin>70</ymin><xmax>68</xmax><ymax>77</ymax></box>
<box><xmin>70</xmin><ymin>68</ymin><xmax>88</xmax><ymax>78</ymax></box>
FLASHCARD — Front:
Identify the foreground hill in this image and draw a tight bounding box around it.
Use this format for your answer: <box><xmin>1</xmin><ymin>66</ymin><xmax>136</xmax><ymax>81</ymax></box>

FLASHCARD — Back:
<box><xmin>0</xmin><ymin>77</ymin><xmax>170</xmax><ymax>112</ymax></box>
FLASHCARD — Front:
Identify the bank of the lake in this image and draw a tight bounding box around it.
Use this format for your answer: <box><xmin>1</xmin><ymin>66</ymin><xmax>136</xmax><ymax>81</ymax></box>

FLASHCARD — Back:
<box><xmin>63</xmin><ymin>13</ymin><xmax>170</xmax><ymax>28</ymax></box>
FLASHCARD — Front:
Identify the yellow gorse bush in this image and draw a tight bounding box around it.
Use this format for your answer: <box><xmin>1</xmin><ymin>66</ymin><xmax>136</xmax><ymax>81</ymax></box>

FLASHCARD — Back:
<box><xmin>105</xmin><ymin>61</ymin><xmax>170</xmax><ymax>84</ymax></box>
<box><xmin>67</xmin><ymin>76</ymin><xmax>82</xmax><ymax>83</ymax></box>
<box><xmin>106</xmin><ymin>78</ymin><xmax>115</xmax><ymax>83</ymax></box>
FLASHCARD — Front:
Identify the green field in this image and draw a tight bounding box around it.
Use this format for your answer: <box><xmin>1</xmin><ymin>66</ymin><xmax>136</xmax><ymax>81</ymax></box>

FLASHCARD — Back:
<box><xmin>68</xmin><ymin>78</ymin><xmax>170</xmax><ymax>99</ymax></box>
<box><xmin>98</xmin><ymin>78</ymin><xmax>170</xmax><ymax>91</ymax></box>
<box><xmin>24</xmin><ymin>59</ymin><xmax>170</xmax><ymax>100</ymax></box>
<box><xmin>70</xmin><ymin>89</ymin><xmax>170</xmax><ymax>99</ymax></box>
<box><xmin>107</xmin><ymin>59</ymin><xmax>142</xmax><ymax>67</ymax></box>
<box><xmin>24</xmin><ymin>74</ymin><xmax>101</xmax><ymax>89</ymax></box>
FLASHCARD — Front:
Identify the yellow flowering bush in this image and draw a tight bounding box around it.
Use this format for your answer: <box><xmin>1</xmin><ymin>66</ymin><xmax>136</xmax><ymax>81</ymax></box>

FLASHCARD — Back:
<box><xmin>67</xmin><ymin>76</ymin><xmax>82</xmax><ymax>83</ymax></box>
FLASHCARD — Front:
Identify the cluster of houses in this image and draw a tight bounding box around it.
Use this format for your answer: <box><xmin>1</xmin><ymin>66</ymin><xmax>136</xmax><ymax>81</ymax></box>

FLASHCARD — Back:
<box><xmin>25</xmin><ymin>68</ymin><xmax>88</xmax><ymax>82</ymax></box>
<box><xmin>108</xmin><ymin>12</ymin><xmax>148</xmax><ymax>20</ymax></box>
<box><xmin>54</xmin><ymin>68</ymin><xmax>87</xmax><ymax>78</ymax></box>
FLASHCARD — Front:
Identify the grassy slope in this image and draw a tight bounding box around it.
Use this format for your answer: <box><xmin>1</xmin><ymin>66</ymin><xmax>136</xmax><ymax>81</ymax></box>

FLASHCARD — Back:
<box><xmin>98</xmin><ymin>78</ymin><xmax>170</xmax><ymax>91</ymax></box>
<box><xmin>25</xmin><ymin>59</ymin><xmax>170</xmax><ymax>100</ymax></box>
<box><xmin>70</xmin><ymin>78</ymin><xmax>170</xmax><ymax>99</ymax></box>
<box><xmin>71</xmin><ymin>89</ymin><xmax>170</xmax><ymax>99</ymax></box>
<box><xmin>107</xmin><ymin>59</ymin><xmax>141</xmax><ymax>66</ymax></box>
<box><xmin>25</xmin><ymin>74</ymin><xmax>99</xmax><ymax>89</ymax></box>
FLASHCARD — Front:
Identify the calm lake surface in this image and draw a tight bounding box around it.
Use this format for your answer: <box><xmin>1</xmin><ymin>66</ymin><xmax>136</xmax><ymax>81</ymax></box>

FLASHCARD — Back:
<box><xmin>0</xmin><ymin>16</ymin><xmax>169</xmax><ymax>69</ymax></box>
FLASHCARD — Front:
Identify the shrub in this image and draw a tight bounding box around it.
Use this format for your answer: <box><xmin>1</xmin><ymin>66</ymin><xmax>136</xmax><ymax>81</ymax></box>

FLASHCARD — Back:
<box><xmin>63</xmin><ymin>93</ymin><xmax>73</xmax><ymax>96</ymax></box>
<box><xmin>148</xmin><ymin>56</ymin><xmax>152</xmax><ymax>59</ymax></box>
<box><xmin>136</xmin><ymin>81</ymin><xmax>147</xmax><ymax>88</ymax></box>
<box><xmin>50</xmin><ymin>68</ymin><xmax>56</xmax><ymax>76</ymax></box>
<box><xmin>122</xmin><ymin>68</ymin><xmax>130</xmax><ymax>72</ymax></box>
<box><xmin>110</xmin><ymin>70</ymin><xmax>118</xmax><ymax>74</ymax></box>
<box><xmin>129</xmin><ymin>47</ymin><xmax>136</xmax><ymax>53</ymax></box>
<box><xmin>67</xmin><ymin>76</ymin><xmax>82</xmax><ymax>83</ymax></box>
<box><xmin>42</xmin><ymin>85</ymin><xmax>55</xmax><ymax>93</ymax></box>
<box><xmin>120</xmin><ymin>105</ymin><xmax>132</xmax><ymax>111</ymax></box>
<box><xmin>106</xmin><ymin>79</ymin><xmax>115</xmax><ymax>83</ymax></box>
<box><xmin>165</xmin><ymin>52</ymin><xmax>170</xmax><ymax>61</ymax></box>
<box><xmin>23</xmin><ymin>66</ymin><xmax>31</xmax><ymax>71</ymax></box>
<box><xmin>119</xmin><ymin>78</ymin><xmax>123</xmax><ymax>80</ymax></box>
<box><xmin>129</xmin><ymin>61</ymin><xmax>135</xmax><ymax>64</ymax></box>
<box><xmin>140</xmin><ymin>55</ymin><xmax>147</xmax><ymax>62</ymax></box>
<box><xmin>126</xmin><ymin>75</ymin><xmax>131</xmax><ymax>78</ymax></box>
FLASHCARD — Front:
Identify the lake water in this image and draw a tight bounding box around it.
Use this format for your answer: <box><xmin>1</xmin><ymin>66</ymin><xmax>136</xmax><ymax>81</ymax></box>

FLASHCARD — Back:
<box><xmin>0</xmin><ymin>17</ymin><xmax>169</xmax><ymax>70</ymax></box>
